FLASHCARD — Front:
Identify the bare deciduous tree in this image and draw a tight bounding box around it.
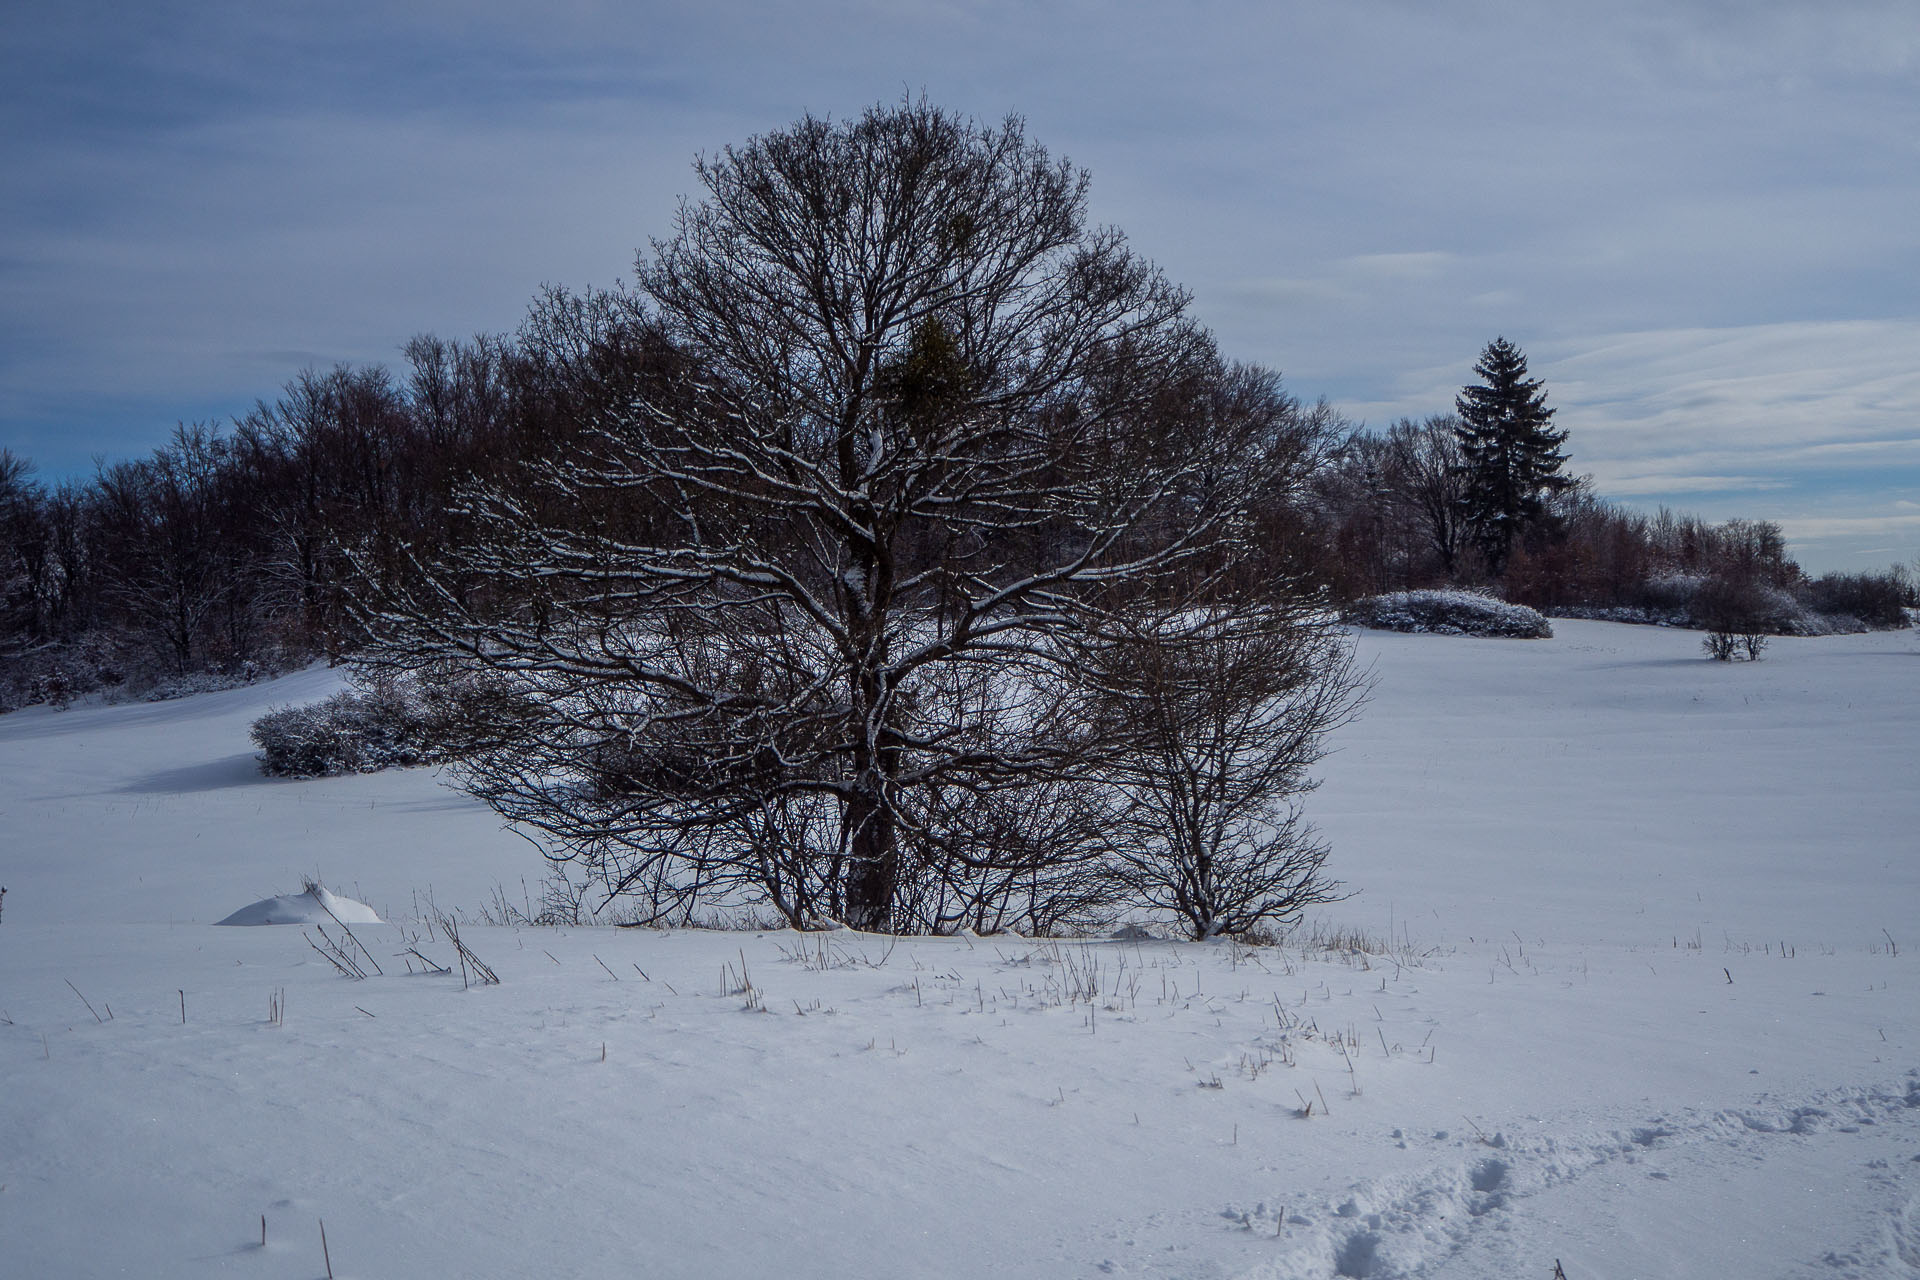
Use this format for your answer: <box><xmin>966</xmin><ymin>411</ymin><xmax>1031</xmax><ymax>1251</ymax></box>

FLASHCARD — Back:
<box><xmin>362</xmin><ymin>101</ymin><xmax>1350</xmax><ymax>933</ymax></box>
<box><xmin>93</xmin><ymin>425</ymin><xmax>262</xmax><ymax>672</ymax></box>
<box><xmin>1089</xmin><ymin>604</ymin><xmax>1362</xmax><ymax>939</ymax></box>
<box><xmin>1384</xmin><ymin>414</ymin><xmax>1471</xmax><ymax>580</ymax></box>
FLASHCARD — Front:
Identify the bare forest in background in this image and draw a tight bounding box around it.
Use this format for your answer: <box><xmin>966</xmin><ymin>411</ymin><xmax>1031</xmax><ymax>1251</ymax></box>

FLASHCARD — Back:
<box><xmin>4</xmin><ymin>347</ymin><xmax>1907</xmax><ymax>711</ymax></box>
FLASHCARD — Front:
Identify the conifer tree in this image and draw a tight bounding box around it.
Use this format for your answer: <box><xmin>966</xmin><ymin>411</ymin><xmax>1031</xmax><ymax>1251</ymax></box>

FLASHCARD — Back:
<box><xmin>1453</xmin><ymin>337</ymin><xmax>1572</xmax><ymax>573</ymax></box>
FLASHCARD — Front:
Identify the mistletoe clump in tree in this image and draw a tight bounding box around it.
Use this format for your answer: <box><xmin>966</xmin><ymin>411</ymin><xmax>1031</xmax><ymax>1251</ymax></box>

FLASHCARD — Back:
<box><xmin>1453</xmin><ymin>337</ymin><xmax>1574</xmax><ymax>574</ymax></box>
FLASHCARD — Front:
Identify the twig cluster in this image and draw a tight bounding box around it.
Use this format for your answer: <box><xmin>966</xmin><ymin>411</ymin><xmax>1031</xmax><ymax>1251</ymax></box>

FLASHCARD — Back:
<box><xmin>437</xmin><ymin>915</ymin><xmax>499</xmax><ymax>988</ymax></box>
<box><xmin>305</xmin><ymin>927</ymin><xmax>371</xmax><ymax>980</ymax></box>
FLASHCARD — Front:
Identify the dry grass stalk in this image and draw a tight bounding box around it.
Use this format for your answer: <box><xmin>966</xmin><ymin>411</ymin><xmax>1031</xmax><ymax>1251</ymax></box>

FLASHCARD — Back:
<box><xmin>64</xmin><ymin>978</ymin><xmax>104</xmax><ymax>1023</ymax></box>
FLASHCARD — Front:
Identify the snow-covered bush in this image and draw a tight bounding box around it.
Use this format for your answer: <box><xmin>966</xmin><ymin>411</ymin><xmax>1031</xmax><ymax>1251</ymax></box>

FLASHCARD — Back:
<box><xmin>1341</xmin><ymin>590</ymin><xmax>1552</xmax><ymax>639</ymax></box>
<box><xmin>142</xmin><ymin>664</ymin><xmax>268</xmax><ymax>703</ymax></box>
<box><xmin>0</xmin><ymin>634</ymin><xmax>296</xmax><ymax>714</ymax></box>
<box><xmin>1631</xmin><ymin>573</ymin><xmax>1705</xmax><ymax>621</ymax></box>
<box><xmin>1805</xmin><ymin>569</ymin><xmax>1911</xmax><ymax>631</ymax></box>
<box><xmin>1547</xmin><ymin>603</ymin><xmax>1687</xmax><ymax>627</ymax></box>
<box><xmin>1553</xmin><ymin>572</ymin><xmax>1888</xmax><ymax>639</ymax></box>
<box><xmin>251</xmin><ymin>686</ymin><xmax>441</xmax><ymax>777</ymax></box>
<box><xmin>0</xmin><ymin>632</ymin><xmax>130</xmax><ymax>712</ymax></box>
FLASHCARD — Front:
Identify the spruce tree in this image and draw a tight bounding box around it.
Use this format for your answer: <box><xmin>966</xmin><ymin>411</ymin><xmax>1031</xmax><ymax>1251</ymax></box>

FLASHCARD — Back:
<box><xmin>1453</xmin><ymin>337</ymin><xmax>1571</xmax><ymax>573</ymax></box>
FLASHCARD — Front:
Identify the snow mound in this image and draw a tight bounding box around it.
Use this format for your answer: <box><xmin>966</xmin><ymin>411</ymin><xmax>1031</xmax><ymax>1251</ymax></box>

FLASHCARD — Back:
<box><xmin>1342</xmin><ymin>590</ymin><xmax>1552</xmax><ymax>638</ymax></box>
<box><xmin>215</xmin><ymin>883</ymin><xmax>381</xmax><ymax>926</ymax></box>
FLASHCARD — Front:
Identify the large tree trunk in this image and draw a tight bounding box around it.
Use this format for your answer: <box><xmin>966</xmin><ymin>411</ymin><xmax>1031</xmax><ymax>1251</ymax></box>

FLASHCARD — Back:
<box><xmin>842</xmin><ymin>781</ymin><xmax>898</xmax><ymax>932</ymax></box>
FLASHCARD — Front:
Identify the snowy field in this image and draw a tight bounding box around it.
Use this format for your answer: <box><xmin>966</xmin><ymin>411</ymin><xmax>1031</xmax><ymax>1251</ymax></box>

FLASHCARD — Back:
<box><xmin>1</xmin><ymin>620</ymin><xmax>1915</xmax><ymax>1279</ymax></box>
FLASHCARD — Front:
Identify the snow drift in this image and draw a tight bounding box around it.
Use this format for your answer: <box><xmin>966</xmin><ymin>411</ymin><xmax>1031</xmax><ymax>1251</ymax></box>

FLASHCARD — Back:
<box><xmin>215</xmin><ymin>882</ymin><xmax>381</xmax><ymax>926</ymax></box>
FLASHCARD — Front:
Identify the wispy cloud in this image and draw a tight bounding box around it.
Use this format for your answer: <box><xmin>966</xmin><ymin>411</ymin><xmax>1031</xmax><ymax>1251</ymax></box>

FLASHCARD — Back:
<box><xmin>1600</xmin><ymin>475</ymin><xmax>1789</xmax><ymax>497</ymax></box>
<box><xmin>1546</xmin><ymin>320</ymin><xmax>1920</xmax><ymax>488</ymax></box>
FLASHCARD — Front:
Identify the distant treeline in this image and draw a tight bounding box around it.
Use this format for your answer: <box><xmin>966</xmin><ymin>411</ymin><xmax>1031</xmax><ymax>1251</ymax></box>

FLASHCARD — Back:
<box><xmin>0</xmin><ymin>286</ymin><xmax>684</xmax><ymax>707</ymax></box>
<box><xmin>0</xmin><ymin>290</ymin><xmax>1910</xmax><ymax>712</ymax></box>
<box><xmin>1310</xmin><ymin>412</ymin><xmax>1914</xmax><ymax>633</ymax></box>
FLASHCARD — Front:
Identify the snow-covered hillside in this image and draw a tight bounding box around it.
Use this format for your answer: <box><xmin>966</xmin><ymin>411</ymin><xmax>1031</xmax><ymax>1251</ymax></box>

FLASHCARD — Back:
<box><xmin>1</xmin><ymin>622</ymin><xmax>1914</xmax><ymax>1278</ymax></box>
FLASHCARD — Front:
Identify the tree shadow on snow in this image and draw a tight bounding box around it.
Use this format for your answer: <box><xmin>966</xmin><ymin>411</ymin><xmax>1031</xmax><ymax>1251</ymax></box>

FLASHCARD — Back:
<box><xmin>1589</xmin><ymin>656</ymin><xmax>1709</xmax><ymax>672</ymax></box>
<box><xmin>118</xmin><ymin>751</ymin><xmax>272</xmax><ymax>794</ymax></box>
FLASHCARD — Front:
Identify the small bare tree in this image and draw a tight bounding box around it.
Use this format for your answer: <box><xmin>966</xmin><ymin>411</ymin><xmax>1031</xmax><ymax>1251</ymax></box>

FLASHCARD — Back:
<box><xmin>1384</xmin><ymin>414</ymin><xmax>1472</xmax><ymax>580</ymax></box>
<box><xmin>1695</xmin><ymin>570</ymin><xmax>1772</xmax><ymax>662</ymax></box>
<box><xmin>1089</xmin><ymin>602</ymin><xmax>1363</xmax><ymax>939</ymax></box>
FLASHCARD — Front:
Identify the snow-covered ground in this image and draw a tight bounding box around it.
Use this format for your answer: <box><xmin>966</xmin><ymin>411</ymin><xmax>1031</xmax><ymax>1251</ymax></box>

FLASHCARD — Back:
<box><xmin>1</xmin><ymin>622</ymin><xmax>1914</xmax><ymax>1279</ymax></box>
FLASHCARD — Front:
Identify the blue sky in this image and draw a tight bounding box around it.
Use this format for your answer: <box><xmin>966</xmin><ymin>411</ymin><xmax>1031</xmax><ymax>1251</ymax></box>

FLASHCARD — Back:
<box><xmin>4</xmin><ymin>0</ymin><xmax>1916</xmax><ymax>571</ymax></box>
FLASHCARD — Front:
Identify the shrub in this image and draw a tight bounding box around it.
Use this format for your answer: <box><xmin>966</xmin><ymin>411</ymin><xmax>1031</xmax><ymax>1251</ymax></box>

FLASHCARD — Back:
<box><xmin>1</xmin><ymin>633</ymin><xmax>295</xmax><ymax>714</ymax></box>
<box><xmin>1340</xmin><ymin>590</ymin><xmax>1552</xmax><ymax>638</ymax></box>
<box><xmin>252</xmin><ymin>685</ymin><xmax>441</xmax><ymax>777</ymax></box>
<box><xmin>1693</xmin><ymin>572</ymin><xmax>1771</xmax><ymax>661</ymax></box>
<box><xmin>1631</xmin><ymin>573</ymin><xmax>1704</xmax><ymax>618</ymax></box>
<box><xmin>143</xmin><ymin>663</ymin><xmax>269</xmax><ymax>703</ymax></box>
<box><xmin>1095</xmin><ymin>607</ymin><xmax>1363</xmax><ymax>940</ymax></box>
<box><xmin>1805</xmin><ymin>569</ymin><xmax>1911</xmax><ymax>630</ymax></box>
<box><xmin>1702</xmin><ymin>630</ymin><xmax>1739</xmax><ymax>662</ymax></box>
